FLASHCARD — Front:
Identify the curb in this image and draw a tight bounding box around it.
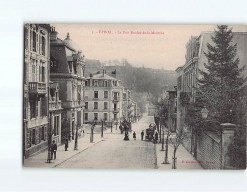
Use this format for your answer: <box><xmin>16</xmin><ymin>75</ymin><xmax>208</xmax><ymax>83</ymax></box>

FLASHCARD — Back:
<box><xmin>52</xmin><ymin>139</ymin><xmax>104</xmax><ymax>168</ymax></box>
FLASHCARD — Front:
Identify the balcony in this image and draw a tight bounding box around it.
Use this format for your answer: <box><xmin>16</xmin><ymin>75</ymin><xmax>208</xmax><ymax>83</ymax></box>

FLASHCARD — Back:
<box><xmin>113</xmin><ymin>108</ymin><xmax>120</xmax><ymax>113</ymax></box>
<box><xmin>29</xmin><ymin>82</ymin><xmax>46</xmax><ymax>94</ymax></box>
<box><xmin>112</xmin><ymin>96</ymin><xmax>120</xmax><ymax>102</ymax></box>
<box><xmin>49</xmin><ymin>100</ymin><xmax>62</xmax><ymax>111</ymax></box>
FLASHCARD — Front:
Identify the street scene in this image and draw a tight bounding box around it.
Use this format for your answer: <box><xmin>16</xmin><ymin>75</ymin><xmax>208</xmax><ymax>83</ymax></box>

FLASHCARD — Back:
<box><xmin>23</xmin><ymin>24</ymin><xmax>247</xmax><ymax>169</ymax></box>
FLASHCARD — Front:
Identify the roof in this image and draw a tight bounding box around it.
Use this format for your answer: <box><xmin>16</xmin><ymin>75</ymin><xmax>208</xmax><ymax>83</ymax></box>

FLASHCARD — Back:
<box><xmin>86</xmin><ymin>73</ymin><xmax>118</xmax><ymax>80</ymax></box>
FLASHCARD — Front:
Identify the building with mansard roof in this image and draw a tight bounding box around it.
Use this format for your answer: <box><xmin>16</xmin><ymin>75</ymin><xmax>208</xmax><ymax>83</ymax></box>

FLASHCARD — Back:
<box><xmin>50</xmin><ymin>27</ymin><xmax>86</xmax><ymax>143</ymax></box>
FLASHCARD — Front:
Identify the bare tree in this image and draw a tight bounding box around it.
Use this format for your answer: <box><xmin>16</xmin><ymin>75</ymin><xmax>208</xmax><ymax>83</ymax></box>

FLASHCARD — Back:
<box><xmin>170</xmin><ymin>131</ymin><xmax>184</xmax><ymax>169</ymax></box>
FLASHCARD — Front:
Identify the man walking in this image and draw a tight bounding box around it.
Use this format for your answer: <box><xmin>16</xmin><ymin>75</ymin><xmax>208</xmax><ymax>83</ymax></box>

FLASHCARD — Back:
<box><xmin>51</xmin><ymin>140</ymin><xmax>57</xmax><ymax>160</ymax></box>
<box><xmin>65</xmin><ymin>138</ymin><xmax>69</xmax><ymax>151</ymax></box>
<box><xmin>141</xmin><ymin>130</ymin><xmax>144</xmax><ymax>141</ymax></box>
<box><xmin>133</xmin><ymin>131</ymin><xmax>136</xmax><ymax>140</ymax></box>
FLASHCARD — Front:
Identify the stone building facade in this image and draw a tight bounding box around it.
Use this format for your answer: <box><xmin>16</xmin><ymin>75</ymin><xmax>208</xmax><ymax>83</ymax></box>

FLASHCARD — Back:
<box><xmin>84</xmin><ymin>71</ymin><xmax>123</xmax><ymax>125</ymax></box>
<box><xmin>23</xmin><ymin>24</ymin><xmax>51</xmax><ymax>158</ymax></box>
<box><xmin>50</xmin><ymin>28</ymin><xmax>86</xmax><ymax>143</ymax></box>
<box><xmin>49</xmin><ymin>82</ymin><xmax>63</xmax><ymax>145</ymax></box>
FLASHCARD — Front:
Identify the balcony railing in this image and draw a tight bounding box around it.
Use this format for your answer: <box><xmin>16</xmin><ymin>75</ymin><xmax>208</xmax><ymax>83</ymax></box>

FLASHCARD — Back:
<box><xmin>49</xmin><ymin>100</ymin><xmax>62</xmax><ymax>110</ymax></box>
<box><xmin>113</xmin><ymin>108</ymin><xmax>120</xmax><ymax>113</ymax></box>
<box><xmin>29</xmin><ymin>82</ymin><xmax>46</xmax><ymax>94</ymax></box>
<box><xmin>112</xmin><ymin>96</ymin><xmax>120</xmax><ymax>102</ymax></box>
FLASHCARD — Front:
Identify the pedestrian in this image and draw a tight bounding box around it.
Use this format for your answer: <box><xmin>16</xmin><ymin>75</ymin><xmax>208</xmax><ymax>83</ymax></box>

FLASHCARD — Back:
<box><xmin>154</xmin><ymin>131</ymin><xmax>159</xmax><ymax>144</ymax></box>
<box><xmin>51</xmin><ymin>140</ymin><xmax>57</xmax><ymax>160</ymax></box>
<box><xmin>65</xmin><ymin>138</ymin><xmax>69</xmax><ymax>151</ymax></box>
<box><xmin>141</xmin><ymin>130</ymin><xmax>144</xmax><ymax>141</ymax></box>
<box><xmin>133</xmin><ymin>131</ymin><xmax>136</xmax><ymax>140</ymax></box>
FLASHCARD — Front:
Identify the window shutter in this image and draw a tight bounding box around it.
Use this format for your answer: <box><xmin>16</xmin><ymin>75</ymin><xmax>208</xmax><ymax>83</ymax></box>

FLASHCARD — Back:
<box><xmin>41</xmin><ymin>97</ymin><xmax>47</xmax><ymax>116</ymax></box>
<box><xmin>35</xmin><ymin>100</ymin><xmax>38</xmax><ymax>117</ymax></box>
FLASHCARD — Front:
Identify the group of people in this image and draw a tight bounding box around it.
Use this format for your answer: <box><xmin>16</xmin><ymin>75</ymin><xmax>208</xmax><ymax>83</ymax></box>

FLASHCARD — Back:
<box><xmin>47</xmin><ymin>138</ymin><xmax>70</xmax><ymax>163</ymax></box>
<box><xmin>131</xmin><ymin>130</ymin><xmax>159</xmax><ymax>143</ymax></box>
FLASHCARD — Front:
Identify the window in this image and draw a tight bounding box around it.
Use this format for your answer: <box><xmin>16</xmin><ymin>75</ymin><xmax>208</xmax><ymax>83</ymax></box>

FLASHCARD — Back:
<box><xmin>77</xmin><ymin>85</ymin><xmax>81</xmax><ymax>100</ymax></box>
<box><xmin>94</xmin><ymin>113</ymin><xmax>98</xmax><ymax>121</ymax></box>
<box><xmin>85</xmin><ymin>80</ymin><xmax>89</xmax><ymax>86</ymax></box>
<box><xmin>114</xmin><ymin>103</ymin><xmax>117</xmax><ymax>110</ymax></box>
<box><xmin>93</xmin><ymin>80</ymin><xmax>98</xmax><ymax>86</ymax></box>
<box><xmin>85</xmin><ymin>113</ymin><xmax>88</xmax><ymax>121</ymax></box>
<box><xmin>24</xmin><ymin>27</ymin><xmax>28</xmax><ymax>50</ymax></box>
<box><xmin>41</xmin><ymin>126</ymin><xmax>45</xmax><ymax>141</ymax></box>
<box><xmin>30</xmin><ymin>99</ymin><xmax>38</xmax><ymax>119</ymax></box>
<box><xmin>104</xmin><ymin>91</ymin><xmax>108</xmax><ymax>98</ymax></box>
<box><xmin>104</xmin><ymin>102</ymin><xmax>108</xmax><ymax>109</ymax></box>
<box><xmin>68</xmin><ymin>62</ymin><xmax>73</xmax><ymax>73</ymax></box>
<box><xmin>77</xmin><ymin>111</ymin><xmax>81</xmax><ymax>126</ymax></box>
<box><xmin>32</xmin><ymin>60</ymin><xmax>36</xmax><ymax>82</ymax></box>
<box><xmin>114</xmin><ymin>92</ymin><xmax>118</xmax><ymax>99</ymax></box>
<box><xmin>114</xmin><ymin>114</ymin><xmax>117</xmax><ymax>121</ymax></box>
<box><xmin>85</xmin><ymin>102</ymin><xmax>88</xmax><ymax>109</ymax></box>
<box><xmin>32</xmin><ymin>31</ymin><xmax>36</xmax><ymax>52</ymax></box>
<box><xmin>42</xmin><ymin>36</ymin><xmax>46</xmax><ymax>55</ymax></box>
<box><xmin>104</xmin><ymin>80</ymin><xmax>108</xmax><ymax>87</ymax></box>
<box><xmin>104</xmin><ymin>113</ymin><xmax>108</xmax><ymax>121</ymax></box>
<box><xmin>32</xmin><ymin>129</ymin><xmax>36</xmax><ymax>145</ymax></box>
<box><xmin>94</xmin><ymin>102</ymin><xmax>98</xmax><ymax>109</ymax></box>
<box><xmin>123</xmin><ymin>93</ymin><xmax>127</xmax><ymax>100</ymax></box>
<box><xmin>94</xmin><ymin>91</ymin><xmax>98</xmax><ymax>99</ymax></box>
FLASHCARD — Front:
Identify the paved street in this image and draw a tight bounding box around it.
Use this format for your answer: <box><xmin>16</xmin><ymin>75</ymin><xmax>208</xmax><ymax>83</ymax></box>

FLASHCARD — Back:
<box><xmin>24</xmin><ymin>114</ymin><xmax>202</xmax><ymax>169</ymax></box>
<box><xmin>56</xmin><ymin>115</ymin><xmax>157</xmax><ymax>169</ymax></box>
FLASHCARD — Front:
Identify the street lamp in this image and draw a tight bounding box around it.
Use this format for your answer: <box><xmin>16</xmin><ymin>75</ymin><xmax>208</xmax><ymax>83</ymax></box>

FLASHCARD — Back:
<box><xmin>74</xmin><ymin>124</ymin><xmax>78</xmax><ymax>150</ymax></box>
<box><xmin>201</xmin><ymin>106</ymin><xmax>209</xmax><ymax>119</ymax></box>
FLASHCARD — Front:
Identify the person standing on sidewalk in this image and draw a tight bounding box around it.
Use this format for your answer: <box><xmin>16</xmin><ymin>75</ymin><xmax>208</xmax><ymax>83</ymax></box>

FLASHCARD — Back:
<box><xmin>65</xmin><ymin>138</ymin><xmax>69</xmax><ymax>151</ymax></box>
<box><xmin>133</xmin><ymin>131</ymin><xmax>136</xmax><ymax>140</ymax></box>
<box><xmin>141</xmin><ymin>130</ymin><xmax>144</xmax><ymax>141</ymax></box>
<box><xmin>51</xmin><ymin>140</ymin><xmax>57</xmax><ymax>160</ymax></box>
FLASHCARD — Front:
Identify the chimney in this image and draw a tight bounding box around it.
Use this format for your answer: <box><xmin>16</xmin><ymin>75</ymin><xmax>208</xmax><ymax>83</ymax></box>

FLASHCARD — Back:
<box><xmin>50</xmin><ymin>26</ymin><xmax>58</xmax><ymax>41</ymax></box>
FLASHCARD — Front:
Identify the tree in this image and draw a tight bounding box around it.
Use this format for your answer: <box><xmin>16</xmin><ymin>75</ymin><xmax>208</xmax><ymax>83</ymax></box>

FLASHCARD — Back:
<box><xmin>197</xmin><ymin>25</ymin><xmax>245</xmax><ymax>124</ymax></box>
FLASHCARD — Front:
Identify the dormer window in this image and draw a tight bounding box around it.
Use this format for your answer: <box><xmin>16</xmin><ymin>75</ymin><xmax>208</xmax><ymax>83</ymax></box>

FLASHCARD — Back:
<box><xmin>104</xmin><ymin>80</ymin><xmax>108</xmax><ymax>87</ymax></box>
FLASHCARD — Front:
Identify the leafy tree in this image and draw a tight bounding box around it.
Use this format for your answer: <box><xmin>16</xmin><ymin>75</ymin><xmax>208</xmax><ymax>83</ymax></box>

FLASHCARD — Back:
<box><xmin>197</xmin><ymin>25</ymin><xmax>245</xmax><ymax>124</ymax></box>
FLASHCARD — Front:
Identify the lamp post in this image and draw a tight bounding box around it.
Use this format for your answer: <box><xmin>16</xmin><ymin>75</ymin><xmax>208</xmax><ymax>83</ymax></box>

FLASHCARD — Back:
<box><xmin>201</xmin><ymin>106</ymin><xmax>209</xmax><ymax>119</ymax></box>
<box><xmin>162</xmin><ymin>129</ymin><xmax>171</xmax><ymax>164</ymax></box>
<box><xmin>101</xmin><ymin>119</ymin><xmax>105</xmax><ymax>138</ymax></box>
<box><xmin>74</xmin><ymin>124</ymin><xmax>78</xmax><ymax>150</ymax></box>
<box><xmin>90</xmin><ymin>121</ymin><xmax>96</xmax><ymax>143</ymax></box>
<box><xmin>161</xmin><ymin>129</ymin><xmax>165</xmax><ymax>151</ymax></box>
<box><xmin>110</xmin><ymin>120</ymin><xmax>113</xmax><ymax>133</ymax></box>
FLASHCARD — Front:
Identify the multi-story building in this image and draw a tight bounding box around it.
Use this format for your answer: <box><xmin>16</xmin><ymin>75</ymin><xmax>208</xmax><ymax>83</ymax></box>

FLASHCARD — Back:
<box><xmin>49</xmin><ymin>82</ymin><xmax>63</xmax><ymax>145</ymax></box>
<box><xmin>23</xmin><ymin>24</ymin><xmax>51</xmax><ymax>158</ymax></box>
<box><xmin>167</xmin><ymin>88</ymin><xmax>177</xmax><ymax>132</ymax></box>
<box><xmin>176</xmin><ymin>31</ymin><xmax>247</xmax><ymax>156</ymax></box>
<box><xmin>50</xmin><ymin>28</ymin><xmax>86</xmax><ymax>143</ymax></box>
<box><xmin>84</xmin><ymin>71</ymin><xmax>123</xmax><ymax>125</ymax></box>
<box><xmin>121</xmin><ymin>87</ymin><xmax>131</xmax><ymax>120</ymax></box>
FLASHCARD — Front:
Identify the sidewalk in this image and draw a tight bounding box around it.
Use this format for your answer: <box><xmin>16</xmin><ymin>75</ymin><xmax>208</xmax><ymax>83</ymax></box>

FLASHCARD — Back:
<box><xmin>23</xmin><ymin>127</ymin><xmax>115</xmax><ymax>168</ymax></box>
<box><xmin>155</xmin><ymin>140</ymin><xmax>203</xmax><ymax>169</ymax></box>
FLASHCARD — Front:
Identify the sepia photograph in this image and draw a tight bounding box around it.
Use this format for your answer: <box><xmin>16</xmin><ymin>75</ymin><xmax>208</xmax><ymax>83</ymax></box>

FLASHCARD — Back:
<box><xmin>23</xmin><ymin>24</ymin><xmax>247</xmax><ymax>170</ymax></box>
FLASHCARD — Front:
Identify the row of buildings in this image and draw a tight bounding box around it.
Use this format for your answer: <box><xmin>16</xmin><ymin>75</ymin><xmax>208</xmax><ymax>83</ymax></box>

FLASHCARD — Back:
<box><xmin>23</xmin><ymin>24</ymin><xmax>139</xmax><ymax>159</ymax></box>
<box><xmin>166</xmin><ymin>31</ymin><xmax>247</xmax><ymax>169</ymax></box>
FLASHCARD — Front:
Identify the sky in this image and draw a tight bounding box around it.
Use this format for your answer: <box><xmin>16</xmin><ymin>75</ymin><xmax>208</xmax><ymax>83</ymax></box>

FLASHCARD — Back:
<box><xmin>52</xmin><ymin>24</ymin><xmax>247</xmax><ymax>70</ymax></box>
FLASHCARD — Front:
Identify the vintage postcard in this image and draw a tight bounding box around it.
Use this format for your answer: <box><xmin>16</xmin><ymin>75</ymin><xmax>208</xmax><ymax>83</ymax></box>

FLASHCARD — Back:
<box><xmin>23</xmin><ymin>24</ymin><xmax>247</xmax><ymax>169</ymax></box>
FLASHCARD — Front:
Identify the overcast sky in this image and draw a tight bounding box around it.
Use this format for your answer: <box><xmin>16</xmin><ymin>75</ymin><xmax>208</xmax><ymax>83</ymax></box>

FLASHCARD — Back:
<box><xmin>52</xmin><ymin>24</ymin><xmax>247</xmax><ymax>70</ymax></box>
